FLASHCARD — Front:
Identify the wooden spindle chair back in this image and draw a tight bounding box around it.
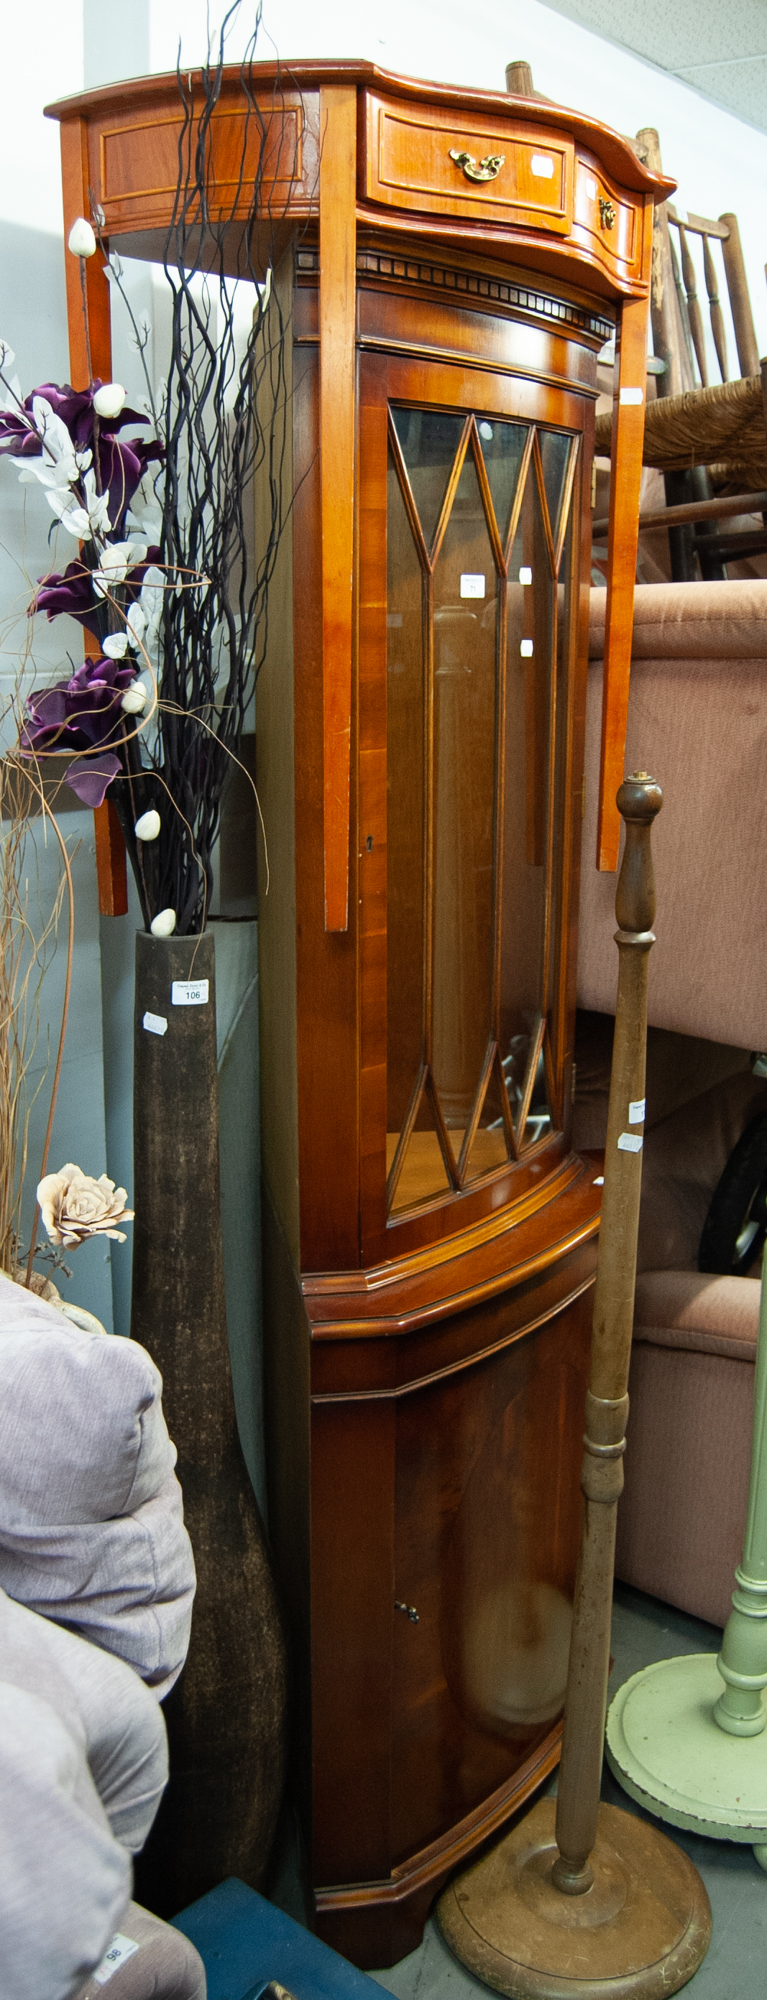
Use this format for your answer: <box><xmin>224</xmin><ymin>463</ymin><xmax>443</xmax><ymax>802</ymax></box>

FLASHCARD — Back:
<box><xmin>665</xmin><ymin>205</ymin><xmax>759</xmax><ymax>389</ymax></box>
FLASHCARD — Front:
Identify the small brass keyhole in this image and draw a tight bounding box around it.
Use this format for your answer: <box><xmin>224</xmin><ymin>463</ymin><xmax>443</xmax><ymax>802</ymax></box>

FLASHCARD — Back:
<box><xmin>395</xmin><ymin>1600</ymin><xmax>420</xmax><ymax>1624</ymax></box>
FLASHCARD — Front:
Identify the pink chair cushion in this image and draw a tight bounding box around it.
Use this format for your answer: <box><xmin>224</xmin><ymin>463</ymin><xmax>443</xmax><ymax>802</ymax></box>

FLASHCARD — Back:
<box><xmin>633</xmin><ymin>1268</ymin><xmax>760</xmax><ymax>1360</ymax></box>
<box><xmin>579</xmin><ymin>580</ymin><xmax>767</xmax><ymax>1051</ymax></box>
<box><xmin>616</xmin><ymin>1269</ymin><xmax>760</xmax><ymax>1627</ymax></box>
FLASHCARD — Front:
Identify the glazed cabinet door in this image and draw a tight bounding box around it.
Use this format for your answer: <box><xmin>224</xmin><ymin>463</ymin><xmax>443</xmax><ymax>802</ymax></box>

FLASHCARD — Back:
<box><xmin>358</xmin><ymin>352</ymin><xmax>589</xmax><ymax>1261</ymax></box>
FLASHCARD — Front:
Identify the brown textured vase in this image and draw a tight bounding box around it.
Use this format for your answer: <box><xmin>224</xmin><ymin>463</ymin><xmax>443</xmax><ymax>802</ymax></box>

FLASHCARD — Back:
<box><xmin>130</xmin><ymin>929</ymin><xmax>286</xmax><ymax>1917</ymax></box>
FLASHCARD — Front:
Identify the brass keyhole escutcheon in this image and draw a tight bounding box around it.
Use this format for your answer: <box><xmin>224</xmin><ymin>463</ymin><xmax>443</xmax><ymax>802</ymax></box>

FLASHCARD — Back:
<box><xmin>599</xmin><ymin>195</ymin><xmax>616</xmax><ymax>230</ymax></box>
<box><xmin>449</xmin><ymin>147</ymin><xmax>505</xmax><ymax>184</ymax></box>
<box><xmin>395</xmin><ymin>1599</ymin><xmax>420</xmax><ymax>1625</ymax></box>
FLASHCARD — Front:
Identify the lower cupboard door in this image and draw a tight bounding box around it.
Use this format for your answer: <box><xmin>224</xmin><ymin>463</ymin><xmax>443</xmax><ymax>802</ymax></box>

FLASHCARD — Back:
<box><xmin>390</xmin><ymin>1285</ymin><xmax>592</xmax><ymax>1866</ymax></box>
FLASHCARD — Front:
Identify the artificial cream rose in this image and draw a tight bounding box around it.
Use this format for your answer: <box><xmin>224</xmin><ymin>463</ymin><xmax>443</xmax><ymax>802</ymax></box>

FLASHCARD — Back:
<box><xmin>37</xmin><ymin>1164</ymin><xmax>134</xmax><ymax>1249</ymax></box>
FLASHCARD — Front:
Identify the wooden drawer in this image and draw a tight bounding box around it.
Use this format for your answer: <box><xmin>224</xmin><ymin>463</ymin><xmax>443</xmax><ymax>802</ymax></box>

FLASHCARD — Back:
<box><xmin>363</xmin><ymin>92</ymin><xmax>574</xmax><ymax>235</ymax></box>
<box><xmin>94</xmin><ymin>90</ymin><xmax>312</xmax><ymax>235</ymax></box>
<box><xmin>572</xmin><ymin>152</ymin><xmax>643</xmax><ymax>282</ymax></box>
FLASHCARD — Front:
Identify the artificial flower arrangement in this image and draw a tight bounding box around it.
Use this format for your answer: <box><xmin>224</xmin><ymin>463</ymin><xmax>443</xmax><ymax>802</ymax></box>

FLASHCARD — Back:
<box><xmin>0</xmin><ymin>23</ymin><xmax>291</xmax><ymax>938</ymax></box>
<box><xmin>0</xmin><ymin>312</ymin><xmax>173</xmax><ymax>923</ymax></box>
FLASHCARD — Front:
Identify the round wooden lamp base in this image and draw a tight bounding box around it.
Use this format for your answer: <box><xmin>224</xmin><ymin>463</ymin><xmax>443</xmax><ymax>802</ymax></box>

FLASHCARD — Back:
<box><xmin>436</xmin><ymin>1797</ymin><xmax>711</xmax><ymax>1999</ymax></box>
<box><xmin>607</xmin><ymin>1655</ymin><xmax>767</xmax><ymax>1871</ymax></box>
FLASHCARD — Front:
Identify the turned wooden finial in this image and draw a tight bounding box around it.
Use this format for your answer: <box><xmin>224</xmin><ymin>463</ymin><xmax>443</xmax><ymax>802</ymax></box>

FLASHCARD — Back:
<box><xmin>615</xmin><ymin>771</ymin><xmax>663</xmax><ymax>937</ymax></box>
<box><xmin>505</xmin><ymin>60</ymin><xmax>536</xmax><ymax>97</ymax></box>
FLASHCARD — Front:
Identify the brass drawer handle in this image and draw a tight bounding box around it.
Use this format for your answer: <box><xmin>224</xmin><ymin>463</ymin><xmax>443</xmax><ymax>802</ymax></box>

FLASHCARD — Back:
<box><xmin>599</xmin><ymin>196</ymin><xmax>616</xmax><ymax>230</ymax></box>
<box><xmin>449</xmin><ymin>147</ymin><xmax>505</xmax><ymax>184</ymax></box>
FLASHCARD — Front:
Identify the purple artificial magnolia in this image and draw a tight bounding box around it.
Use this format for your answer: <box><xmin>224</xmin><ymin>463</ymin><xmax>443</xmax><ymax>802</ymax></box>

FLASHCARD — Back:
<box><xmin>32</xmin><ymin>545</ymin><xmax>162</xmax><ymax>643</ymax></box>
<box><xmin>20</xmin><ymin>654</ymin><xmax>140</xmax><ymax>808</ymax></box>
<box><xmin>0</xmin><ymin>379</ymin><xmax>162</xmax><ymax>537</ymax></box>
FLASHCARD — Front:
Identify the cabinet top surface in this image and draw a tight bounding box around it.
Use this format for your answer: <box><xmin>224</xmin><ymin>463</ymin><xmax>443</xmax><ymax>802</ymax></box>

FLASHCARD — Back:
<box><xmin>46</xmin><ymin>57</ymin><xmax>673</xmax><ymax>205</ymax></box>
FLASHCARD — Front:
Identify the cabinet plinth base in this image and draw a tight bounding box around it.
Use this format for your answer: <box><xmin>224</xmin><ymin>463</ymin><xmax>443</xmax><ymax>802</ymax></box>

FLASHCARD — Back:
<box><xmin>315</xmin><ymin>1730</ymin><xmax>564</xmax><ymax>1968</ymax></box>
<box><xmin>437</xmin><ymin>1798</ymin><xmax>711</xmax><ymax>1998</ymax></box>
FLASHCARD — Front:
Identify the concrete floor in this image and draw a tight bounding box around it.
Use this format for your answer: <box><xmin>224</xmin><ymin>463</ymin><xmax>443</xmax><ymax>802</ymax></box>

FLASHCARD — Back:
<box><xmin>368</xmin><ymin>1584</ymin><xmax>767</xmax><ymax>2000</ymax></box>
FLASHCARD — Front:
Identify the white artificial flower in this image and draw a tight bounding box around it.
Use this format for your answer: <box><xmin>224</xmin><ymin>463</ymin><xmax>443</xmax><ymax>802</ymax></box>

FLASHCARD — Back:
<box><xmin>93</xmin><ymin>539</ymin><xmax>147</xmax><ymax>597</ymax></box>
<box><xmin>68</xmin><ymin>218</ymin><xmax>97</xmax><ymax>258</ymax></box>
<box><xmin>37</xmin><ymin>1163</ymin><xmax>133</xmax><ymax>1248</ymax></box>
<box><xmin>106</xmin><ymin>250</ymin><xmax>124</xmax><ymax>281</ymax></box>
<box><xmin>15</xmin><ymin>458</ymin><xmax>72</xmax><ymax>494</ymax></box>
<box><xmin>102</xmin><ymin>633</ymin><xmax>129</xmax><ymax>659</ymax></box>
<box><xmin>135</xmin><ymin>809</ymin><xmax>161</xmax><ymax>842</ymax></box>
<box><xmin>150</xmin><ymin>908</ymin><xmax>176</xmax><ymax>937</ymax></box>
<box><xmin>126</xmin><ymin>601</ymin><xmax>147</xmax><ymax>650</ymax></box>
<box><xmin>1</xmin><ymin>372</ymin><xmax>23</xmax><ymax>412</ymax></box>
<box><xmin>93</xmin><ymin>382</ymin><xmax>126</xmax><ymax>420</ymax></box>
<box><xmin>126</xmin><ymin>474</ymin><xmax>162</xmax><ymax>539</ymax></box>
<box><xmin>83</xmin><ymin>469</ymin><xmax>111</xmax><ymax>538</ymax></box>
<box><xmin>45</xmin><ymin>489</ymin><xmax>90</xmax><ymax>538</ymax></box>
<box><xmin>0</xmin><ymin>339</ymin><xmax>15</xmax><ymax>369</ymax></box>
<box><xmin>138</xmin><ymin>566</ymin><xmax>164</xmax><ymax>640</ymax></box>
<box><xmin>16</xmin><ymin>397</ymin><xmax>80</xmax><ymax>487</ymax></box>
<box><xmin>121</xmin><ymin>681</ymin><xmax>148</xmax><ymax>715</ymax></box>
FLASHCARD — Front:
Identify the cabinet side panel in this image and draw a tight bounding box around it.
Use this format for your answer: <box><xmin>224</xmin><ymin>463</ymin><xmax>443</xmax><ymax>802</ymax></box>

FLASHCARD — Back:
<box><xmin>262</xmin><ymin>1186</ymin><xmax>312</xmax><ymax>1835</ymax></box>
<box><xmin>257</xmin><ymin>247</ymin><xmax>300</xmax><ymax>1264</ymax></box>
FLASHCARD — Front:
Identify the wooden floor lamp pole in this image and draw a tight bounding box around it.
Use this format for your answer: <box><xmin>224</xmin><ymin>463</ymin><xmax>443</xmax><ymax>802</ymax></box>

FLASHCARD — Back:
<box><xmin>438</xmin><ymin>776</ymin><xmax>712</xmax><ymax>1999</ymax></box>
<box><xmin>554</xmin><ymin>772</ymin><xmax>661</xmax><ymax>1894</ymax></box>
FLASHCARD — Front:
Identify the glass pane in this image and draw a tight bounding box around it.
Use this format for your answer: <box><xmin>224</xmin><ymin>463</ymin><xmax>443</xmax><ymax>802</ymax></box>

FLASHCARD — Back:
<box><xmin>389</xmin><ymin>1093</ymin><xmax>453</xmax><ymax>1216</ymax></box>
<box><xmin>387</xmin><ymin>453</ymin><xmax>426</xmax><ymax>1149</ymax></box>
<box><xmin>500</xmin><ymin>457</ymin><xmax>552</xmax><ymax>1130</ymax></box>
<box><xmin>464</xmin><ymin>1049</ymin><xmax>512</xmax><ymax>1183</ymax></box>
<box><xmin>391</xmin><ymin>407</ymin><xmax>465</xmax><ymax>551</ymax></box>
<box><xmin>477</xmin><ymin>419</ymin><xmax>529</xmax><ymax>548</ymax></box>
<box><xmin>525</xmin><ymin>1043</ymin><xmax>553</xmax><ymax>1148</ymax></box>
<box><xmin>432</xmin><ymin>449</ymin><xmax>498</xmax><ymax>1139</ymax></box>
<box><xmin>542</xmin><ymin>497</ymin><xmax>576</xmax><ymax>1109</ymax></box>
<box><xmin>538</xmin><ymin>430</ymin><xmax>572</xmax><ymax>549</ymax></box>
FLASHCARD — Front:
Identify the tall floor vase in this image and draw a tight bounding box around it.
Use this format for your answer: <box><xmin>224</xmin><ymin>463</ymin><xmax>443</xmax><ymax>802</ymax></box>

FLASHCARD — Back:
<box><xmin>130</xmin><ymin>930</ymin><xmax>286</xmax><ymax>1916</ymax></box>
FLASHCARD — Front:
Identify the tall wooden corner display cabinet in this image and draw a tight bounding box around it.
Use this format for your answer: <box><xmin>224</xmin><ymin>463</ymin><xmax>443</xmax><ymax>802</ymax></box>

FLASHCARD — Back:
<box><xmin>49</xmin><ymin>59</ymin><xmax>671</xmax><ymax>1971</ymax></box>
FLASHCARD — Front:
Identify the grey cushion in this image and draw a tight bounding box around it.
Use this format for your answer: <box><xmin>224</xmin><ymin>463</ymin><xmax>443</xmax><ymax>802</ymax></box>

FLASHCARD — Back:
<box><xmin>0</xmin><ymin>1274</ymin><xmax>194</xmax><ymax>1696</ymax></box>
<box><xmin>0</xmin><ymin>1588</ymin><xmax>168</xmax><ymax>1854</ymax></box>
<box><xmin>0</xmin><ymin>1593</ymin><xmax>206</xmax><ymax>1999</ymax></box>
<box><xmin>0</xmin><ymin>1682</ymin><xmax>130</xmax><ymax>2000</ymax></box>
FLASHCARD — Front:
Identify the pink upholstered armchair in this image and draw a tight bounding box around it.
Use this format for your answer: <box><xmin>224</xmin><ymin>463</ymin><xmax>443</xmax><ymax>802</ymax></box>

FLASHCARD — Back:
<box><xmin>576</xmin><ymin>579</ymin><xmax>767</xmax><ymax>1630</ymax></box>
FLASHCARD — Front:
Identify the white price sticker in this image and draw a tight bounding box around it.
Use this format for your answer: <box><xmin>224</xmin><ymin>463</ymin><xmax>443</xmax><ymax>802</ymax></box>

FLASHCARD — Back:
<box><xmin>519</xmin><ymin>566</ymin><xmax>533</xmax><ymax>585</ymax></box>
<box><xmin>618</xmin><ymin>1132</ymin><xmax>643</xmax><ymax>1153</ymax></box>
<box><xmin>459</xmin><ymin>574</ymin><xmax>485</xmax><ymax>599</ymax></box>
<box><xmin>143</xmin><ymin>1011</ymin><xmax>168</xmax><ymax>1037</ymax></box>
<box><xmin>171</xmin><ymin>980</ymin><xmax>210</xmax><ymax>1007</ymax></box>
<box><xmin>93</xmin><ymin>1935</ymin><xmax>139</xmax><ymax>1986</ymax></box>
<box><xmin>629</xmin><ymin>1098</ymin><xmax>646</xmax><ymax>1124</ymax></box>
<box><xmin>531</xmin><ymin>154</ymin><xmax>555</xmax><ymax>178</ymax></box>
<box><xmin>619</xmin><ymin>386</ymin><xmax>644</xmax><ymax>406</ymax></box>
<box><xmin>520</xmin><ymin>639</ymin><xmax>534</xmax><ymax>657</ymax></box>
